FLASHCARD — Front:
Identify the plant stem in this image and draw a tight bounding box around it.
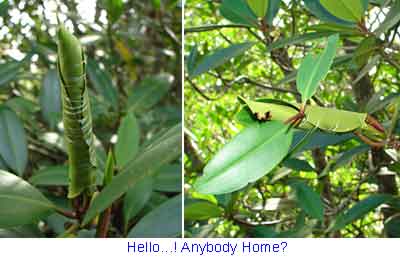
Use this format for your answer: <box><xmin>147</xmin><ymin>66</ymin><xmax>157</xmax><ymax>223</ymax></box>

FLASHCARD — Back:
<box><xmin>55</xmin><ymin>207</ymin><xmax>78</xmax><ymax>219</ymax></box>
<box><xmin>96</xmin><ymin>207</ymin><xmax>112</xmax><ymax>238</ymax></box>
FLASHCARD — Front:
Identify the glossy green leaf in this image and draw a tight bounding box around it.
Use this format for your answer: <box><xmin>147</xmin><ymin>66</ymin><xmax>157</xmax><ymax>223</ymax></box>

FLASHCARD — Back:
<box><xmin>374</xmin><ymin>0</ymin><xmax>400</xmax><ymax>35</ymax></box>
<box><xmin>29</xmin><ymin>166</ymin><xmax>68</xmax><ymax>186</ymax></box>
<box><xmin>0</xmin><ymin>170</ymin><xmax>55</xmax><ymax>228</ymax></box>
<box><xmin>185</xmin><ymin>200</ymin><xmax>224</xmax><ymax>221</ymax></box>
<box><xmin>220</xmin><ymin>0</ymin><xmax>258</xmax><ymax>26</ymax></box>
<box><xmin>283</xmin><ymin>158</ymin><xmax>315</xmax><ymax>172</ymax></box>
<box><xmin>127</xmin><ymin>74</ymin><xmax>171</xmax><ymax>111</ymax></box>
<box><xmin>115</xmin><ymin>113</ymin><xmax>140</xmax><ymax>167</ymax></box>
<box><xmin>86</xmin><ymin>58</ymin><xmax>118</xmax><ymax>109</ymax></box>
<box><xmin>331</xmin><ymin>194</ymin><xmax>393</xmax><ymax>231</ymax></box>
<box><xmin>40</xmin><ymin>69</ymin><xmax>62</xmax><ymax>129</ymax></box>
<box><xmin>0</xmin><ymin>107</ymin><xmax>28</xmax><ymax>175</ymax></box>
<box><xmin>189</xmin><ymin>42</ymin><xmax>255</xmax><ymax>78</ymax></box>
<box><xmin>304</xmin><ymin>105</ymin><xmax>367</xmax><ymax>132</ymax></box>
<box><xmin>123</xmin><ymin>176</ymin><xmax>153</xmax><ymax>227</ymax></box>
<box><xmin>194</xmin><ymin>121</ymin><xmax>293</xmax><ymax>195</ymax></box>
<box><xmin>303</xmin><ymin>0</ymin><xmax>354</xmax><ymax>26</ymax></box>
<box><xmin>82</xmin><ymin>123</ymin><xmax>181</xmax><ymax>225</ymax></box>
<box><xmin>154</xmin><ymin>164</ymin><xmax>182</xmax><ymax>192</ymax></box>
<box><xmin>320</xmin><ymin>0</ymin><xmax>365</xmax><ymax>22</ymax></box>
<box><xmin>0</xmin><ymin>61</ymin><xmax>21</xmax><ymax>89</ymax></box>
<box><xmin>246</xmin><ymin>0</ymin><xmax>269</xmax><ymax>18</ymax></box>
<box><xmin>127</xmin><ymin>195</ymin><xmax>182</xmax><ymax>237</ymax></box>
<box><xmin>297</xmin><ymin>34</ymin><xmax>339</xmax><ymax>104</ymax></box>
<box><xmin>291</xmin><ymin>181</ymin><xmax>324</xmax><ymax>221</ymax></box>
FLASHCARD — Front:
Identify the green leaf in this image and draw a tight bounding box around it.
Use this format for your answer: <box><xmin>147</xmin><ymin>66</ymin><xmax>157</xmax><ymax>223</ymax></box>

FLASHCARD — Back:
<box><xmin>29</xmin><ymin>165</ymin><xmax>103</xmax><ymax>186</ymax></box>
<box><xmin>0</xmin><ymin>61</ymin><xmax>21</xmax><ymax>89</ymax></box>
<box><xmin>0</xmin><ymin>170</ymin><xmax>55</xmax><ymax>228</ymax></box>
<box><xmin>115</xmin><ymin>113</ymin><xmax>140</xmax><ymax>167</ymax></box>
<box><xmin>103</xmin><ymin>150</ymin><xmax>114</xmax><ymax>185</ymax></box>
<box><xmin>333</xmin><ymin>145</ymin><xmax>369</xmax><ymax>170</ymax></box>
<box><xmin>283</xmin><ymin>158</ymin><xmax>315</xmax><ymax>172</ymax></box>
<box><xmin>40</xmin><ymin>69</ymin><xmax>62</xmax><ymax>129</ymax></box>
<box><xmin>189</xmin><ymin>42</ymin><xmax>255</xmax><ymax>78</ymax></box>
<box><xmin>186</xmin><ymin>45</ymin><xmax>199</xmax><ymax>76</ymax></box>
<box><xmin>103</xmin><ymin>0</ymin><xmax>124</xmax><ymax>24</ymax></box>
<box><xmin>267</xmin><ymin>32</ymin><xmax>335</xmax><ymax>52</ymax></box>
<box><xmin>304</xmin><ymin>105</ymin><xmax>367</xmax><ymax>133</ymax></box>
<box><xmin>220</xmin><ymin>0</ymin><xmax>258</xmax><ymax>26</ymax></box>
<box><xmin>292</xmin><ymin>130</ymin><xmax>354</xmax><ymax>153</ymax></box>
<box><xmin>385</xmin><ymin>214</ymin><xmax>400</xmax><ymax>237</ymax></box>
<box><xmin>0</xmin><ymin>0</ymin><xmax>9</xmax><ymax>17</ymax></box>
<box><xmin>123</xmin><ymin>176</ymin><xmax>153</xmax><ymax>227</ymax></box>
<box><xmin>320</xmin><ymin>0</ymin><xmax>364</xmax><ymax>22</ymax></box>
<box><xmin>331</xmin><ymin>194</ymin><xmax>394</xmax><ymax>231</ymax></box>
<box><xmin>86</xmin><ymin>58</ymin><xmax>118</xmax><ymax>109</ymax></box>
<box><xmin>29</xmin><ymin>166</ymin><xmax>68</xmax><ymax>186</ymax></box>
<box><xmin>291</xmin><ymin>181</ymin><xmax>324</xmax><ymax>221</ymax></box>
<box><xmin>352</xmin><ymin>37</ymin><xmax>378</xmax><ymax>68</ymax></box>
<box><xmin>153</xmin><ymin>164</ymin><xmax>182</xmax><ymax>193</ymax></box>
<box><xmin>0</xmin><ymin>107</ymin><xmax>28</xmax><ymax>175</ymax></box>
<box><xmin>194</xmin><ymin>121</ymin><xmax>293</xmax><ymax>195</ymax></box>
<box><xmin>127</xmin><ymin>195</ymin><xmax>182</xmax><ymax>237</ymax></box>
<box><xmin>127</xmin><ymin>74</ymin><xmax>171</xmax><ymax>111</ymax></box>
<box><xmin>246</xmin><ymin>0</ymin><xmax>269</xmax><ymax>18</ymax></box>
<box><xmin>374</xmin><ymin>0</ymin><xmax>400</xmax><ymax>35</ymax></box>
<box><xmin>303</xmin><ymin>0</ymin><xmax>355</xmax><ymax>26</ymax></box>
<box><xmin>297</xmin><ymin>34</ymin><xmax>339</xmax><ymax>104</ymax></box>
<box><xmin>82</xmin><ymin>123</ymin><xmax>181</xmax><ymax>225</ymax></box>
<box><xmin>265</xmin><ymin>0</ymin><xmax>281</xmax><ymax>25</ymax></box>
<box><xmin>185</xmin><ymin>200</ymin><xmax>224</xmax><ymax>221</ymax></box>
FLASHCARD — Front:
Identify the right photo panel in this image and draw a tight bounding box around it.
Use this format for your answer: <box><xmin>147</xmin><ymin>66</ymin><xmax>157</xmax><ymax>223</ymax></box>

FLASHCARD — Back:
<box><xmin>184</xmin><ymin>0</ymin><xmax>400</xmax><ymax>238</ymax></box>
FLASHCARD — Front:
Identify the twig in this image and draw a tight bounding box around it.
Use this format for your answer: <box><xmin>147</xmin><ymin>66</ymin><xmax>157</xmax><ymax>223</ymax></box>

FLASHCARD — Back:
<box><xmin>96</xmin><ymin>207</ymin><xmax>112</xmax><ymax>238</ymax></box>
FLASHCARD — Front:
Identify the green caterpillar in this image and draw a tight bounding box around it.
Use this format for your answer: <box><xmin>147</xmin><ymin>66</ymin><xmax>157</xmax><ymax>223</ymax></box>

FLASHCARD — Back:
<box><xmin>57</xmin><ymin>25</ymin><xmax>96</xmax><ymax>199</ymax></box>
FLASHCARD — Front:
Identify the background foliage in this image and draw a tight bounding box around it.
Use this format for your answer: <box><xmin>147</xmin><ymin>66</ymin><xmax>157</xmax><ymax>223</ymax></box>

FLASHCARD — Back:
<box><xmin>0</xmin><ymin>0</ymin><xmax>182</xmax><ymax>237</ymax></box>
<box><xmin>184</xmin><ymin>0</ymin><xmax>400</xmax><ymax>238</ymax></box>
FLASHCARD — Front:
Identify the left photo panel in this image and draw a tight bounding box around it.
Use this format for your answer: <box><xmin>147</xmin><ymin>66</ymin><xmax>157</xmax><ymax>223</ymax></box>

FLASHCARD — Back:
<box><xmin>0</xmin><ymin>0</ymin><xmax>182</xmax><ymax>238</ymax></box>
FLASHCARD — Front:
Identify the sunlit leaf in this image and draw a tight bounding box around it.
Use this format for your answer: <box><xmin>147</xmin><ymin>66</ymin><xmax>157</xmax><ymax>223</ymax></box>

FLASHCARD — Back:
<box><xmin>297</xmin><ymin>34</ymin><xmax>339</xmax><ymax>104</ymax></box>
<box><xmin>320</xmin><ymin>0</ymin><xmax>365</xmax><ymax>22</ymax></box>
<box><xmin>194</xmin><ymin>121</ymin><xmax>293</xmax><ymax>195</ymax></box>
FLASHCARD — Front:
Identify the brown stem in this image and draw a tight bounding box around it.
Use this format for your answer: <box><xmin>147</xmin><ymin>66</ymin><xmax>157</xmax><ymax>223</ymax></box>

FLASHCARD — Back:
<box><xmin>96</xmin><ymin>207</ymin><xmax>112</xmax><ymax>238</ymax></box>
<box><xmin>55</xmin><ymin>208</ymin><xmax>78</xmax><ymax>219</ymax></box>
<box><xmin>365</xmin><ymin>115</ymin><xmax>386</xmax><ymax>133</ymax></box>
<box><xmin>354</xmin><ymin>131</ymin><xmax>386</xmax><ymax>148</ymax></box>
